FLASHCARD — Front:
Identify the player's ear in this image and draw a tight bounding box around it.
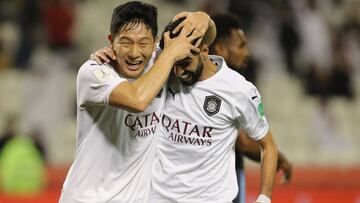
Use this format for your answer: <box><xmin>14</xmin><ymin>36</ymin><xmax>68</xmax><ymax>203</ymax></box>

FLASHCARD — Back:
<box><xmin>214</xmin><ymin>43</ymin><xmax>228</xmax><ymax>58</ymax></box>
<box><xmin>153</xmin><ymin>36</ymin><xmax>159</xmax><ymax>52</ymax></box>
<box><xmin>200</xmin><ymin>44</ymin><xmax>209</xmax><ymax>57</ymax></box>
<box><xmin>108</xmin><ymin>34</ymin><xmax>114</xmax><ymax>48</ymax></box>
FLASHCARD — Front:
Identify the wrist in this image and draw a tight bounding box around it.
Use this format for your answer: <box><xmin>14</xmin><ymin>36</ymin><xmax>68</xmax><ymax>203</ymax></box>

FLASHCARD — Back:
<box><xmin>158</xmin><ymin>52</ymin><xmax>177</xmax><ymax>66</ymax></box>
<box><xmin>256</xmin><ymin>194</ymin><xmax>271</xmax><ymax>203</ymax></box>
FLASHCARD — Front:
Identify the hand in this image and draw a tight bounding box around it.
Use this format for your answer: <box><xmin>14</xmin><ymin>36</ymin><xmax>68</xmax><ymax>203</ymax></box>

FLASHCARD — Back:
<box><xmin>162</xmin><ymin>25</ymin><xmax>201</xmax><ymax>62</ymax></box>
<box><xmin>90</xmin><ymin>46</ymin><xmax>116</xmax><ymax>64</ymax></box>
<box><xmin>172</xmin><ymin>11</ymin><xmax>211</xmax><ymax>47</ymax></box>
<box><xmin>277</xmin><ymin>152</ymin><xmax>293</xmax><ymax>185</ymax></box>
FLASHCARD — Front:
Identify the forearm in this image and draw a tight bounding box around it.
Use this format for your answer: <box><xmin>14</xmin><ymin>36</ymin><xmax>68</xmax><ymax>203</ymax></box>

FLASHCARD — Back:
<box><xmin>110</xmin><ymin>53</ymin><xmax>175</xmax><ymax>111</ymax></box>
<box><xmin>258</xmin><ymin>131</ymin><xmax>278</xmax><ymax>198</ymax></box>
<box><xmin>132</xmin><ymin>53</ymin><xmax>175</xmax><ymax>102</ymax></box>
<box><xmin>260</xmin><ymin>144</ymin><xmax>278</xmax><ymax>197</ymax></box>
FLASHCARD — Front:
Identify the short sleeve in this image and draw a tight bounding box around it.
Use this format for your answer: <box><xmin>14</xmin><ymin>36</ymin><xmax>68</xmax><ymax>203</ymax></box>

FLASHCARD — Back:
<box><xmin>233</xmin><ymin>84</ymin><xmax>269</xmax><ymax>141</ymax></box>
<box><xmin>77</xmin><ymin>61</ymin><xmax>126</xmax><ymax>107</ymax></box>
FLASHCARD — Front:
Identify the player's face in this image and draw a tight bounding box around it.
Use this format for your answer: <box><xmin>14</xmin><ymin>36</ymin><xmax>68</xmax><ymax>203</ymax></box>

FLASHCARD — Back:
<box><xmin>173</xmin><ymin>55</ymin><xmax>204</xmax><ymax>86</ymax></box>
<box><xmin>223</xmin><ymin>29</ymin><xmax>249</xmax><ymax>71</ymax></box>
<box><xmin>111</xmin><ymin>23</ymin><xmax>155</xmax><ymax>79</ymax></box>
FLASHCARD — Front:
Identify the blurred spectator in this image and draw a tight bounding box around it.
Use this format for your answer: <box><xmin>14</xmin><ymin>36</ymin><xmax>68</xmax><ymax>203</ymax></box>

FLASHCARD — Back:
<box><xmin>0</xmin><ymin>31</ymin><xmax>12</xmax><ymax>72</ymax></box>
<box><xmin>0</xmin><ymin>116</ymin><xmax>46</xmax><ymax>161</ymax></box>
<box><xmin>14</xmin><ymin>0</ymin><xmax>41</xmax><ymax>70</ymax></box>
<box><xmin>0</xmin><ymin>136</ymin><xmax>46</xmax><ymax>195</ymax></box>
<box><xmin>342</xmin><ymin>1</ymin><xmax>360</xmax><ymax>76</ymax></box>
<box><xmin>0</xmin><ymin>116</ymin><xmax>47</xmax><ymax>195</ymax></box>
<box><xmin>201</xmin><ymin>0</ymin><xmax>230</xmax><ymax>16</ymax></box>
<box><xmin>201</xmin><ymin>0</ymin><xmax>260</xmax><ymax>84</ymax></box>
<box><xmin>0</xmin><ymin>116</ymin><xmax>17</xmax><ymax>152</ymax></box>
<box><xmin>28</xmin><ymin>129</ymin><xmax>47</xmax><ymax>162</ymax></box>
<box><xmin>42</xmin><ymin>0</ymin><xmax>75</xmax><ymax>51</ymax></box>
<box><xmin>277</xmin><ymin>2</ymin><xmax>301</xmax><ymax>76</ymax></box>
<box><xmin>201</xmin><ymin>0</ymin><xmax>259</xmax><ymax>32</ymax></box>
<box><xmin>328</xmin><ymin>31</ymin><xmax>354</xmax><ymax>99</ymax></box>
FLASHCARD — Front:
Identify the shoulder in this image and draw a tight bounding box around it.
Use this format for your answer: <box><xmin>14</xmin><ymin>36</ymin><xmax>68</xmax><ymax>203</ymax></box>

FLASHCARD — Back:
<box><xmin>210</xmin><ymin>56</ymin><xmax>257</xmax><ymax>98</ymax></box>
<box><xmin>78</xmin><ymin>60</ymin><xmax>111</xmax><ymax>75</ymax></box>
<box><xmin>77</xmin><ymin>60</ymin><xmax>117</xmax><ymax>83</ymax></box>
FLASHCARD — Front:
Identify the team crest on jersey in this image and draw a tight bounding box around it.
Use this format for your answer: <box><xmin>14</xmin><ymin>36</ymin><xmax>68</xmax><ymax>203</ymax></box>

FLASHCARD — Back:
<box><xmin>203</xmin><ymin>95</ymin><xmax>222</xmax><ymax>116</ymax></box>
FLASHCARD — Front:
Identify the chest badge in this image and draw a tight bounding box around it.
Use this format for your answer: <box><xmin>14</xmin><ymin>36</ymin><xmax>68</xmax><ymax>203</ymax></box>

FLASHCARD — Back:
<box><xmin>203</xmin><ymin>95</ymin><xmax>222</xmax><ymax>116</ymax></box>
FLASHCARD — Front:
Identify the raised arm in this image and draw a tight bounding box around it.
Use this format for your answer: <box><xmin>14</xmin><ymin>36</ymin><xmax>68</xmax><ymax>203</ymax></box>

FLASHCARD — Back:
<box><xmin>91</xmin><ymin>11</ymin><xmax>216</xmax><ymax>64</ymax></box>
<box><xmin>109</xmin><ymin>27</ymin><xmax>202</xmax><ymax>112</ymax></box>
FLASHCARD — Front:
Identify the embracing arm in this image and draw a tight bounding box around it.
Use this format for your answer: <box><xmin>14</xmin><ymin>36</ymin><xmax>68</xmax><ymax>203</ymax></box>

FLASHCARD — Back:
<box><xmin>90</xmin><ymin>11</ymin><xmax>213</xmax><ymax>112</ymax></box>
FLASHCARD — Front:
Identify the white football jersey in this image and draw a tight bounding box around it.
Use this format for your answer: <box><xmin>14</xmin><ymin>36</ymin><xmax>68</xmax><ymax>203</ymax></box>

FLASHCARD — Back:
<box><xmin>60</xmin><ymin>52</ymin><xmax>165</xmax><ymax>203</ymax></box>
<box><xmin>150</xmin><ymin>55</ymin><xmax>269</xmax><ymax>203</ymax></box>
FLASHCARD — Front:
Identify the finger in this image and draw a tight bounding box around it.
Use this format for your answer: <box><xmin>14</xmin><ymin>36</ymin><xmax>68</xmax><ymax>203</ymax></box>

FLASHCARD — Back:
<box><xmin>198</xmin><ymin>25</ymin><xmax>208</xmax><ymax>36</ymax></box>
<box><xmin>172</xmin><ymin>11</ymin><xmax>188</xmax><ymax>22</ymax></box>
<box><xmin>163</xmin><ymin>31</ymin><xmax>170</xmax><ymax>41</ymax></box>
<box><xmin>172</xmin><ymin>20</ymin><xmax>189</xmax><ymax>34</ymax></box>
<box><xmin>194</xmin><ymin>37</ymin><xmax>203</xmax><ymax>47</ymax></box>
<box><xmin>180</xmin><ymin>20</ymin><xmax>198</xmax><ymax>37</ymax></box>
<box><xmin>90</xmin><ymin>53</ymin><xmax>105</xmax><ymax>64</ymax></box>
<box><xmin>93</xmin><ymin>55</ymin><xmax>103</xmax><ymax>64</ymax></box>
<box><xmin>104</xmin><ymin>47</ymin><xmax>117</xmax><ymax>60</ymax></box>
<box><xmin>187</xmin><ymin>29</ymin><xmax>203</xmax><ymax>42</ymax></box>
<box><xmin>163</xmin><ymin>31</ymin><xmax>171</xmax><ymax>47</ymax></box>
<box><xmin>280</xmin><ymin>174</ymin><xmax>290</xmax><ymax>185</ymax></box>
<box><xmin>99</xmin><ymin>52</ymin><xmax>111</xmax><ymax>63</ymax></box>
<box><xmin>280</xmin><ymin>168</ymin><xmax>292</xmax><ymax>185</ymax></box>
<box><xmin>172</xmin><ymin>20</ymin><xmax>185</xmax><ymax>35</ymax></box>
<box><xmin>189</xmin><ymin>46</ymin><xmax>200</xmax><ymax>56</ymax></box>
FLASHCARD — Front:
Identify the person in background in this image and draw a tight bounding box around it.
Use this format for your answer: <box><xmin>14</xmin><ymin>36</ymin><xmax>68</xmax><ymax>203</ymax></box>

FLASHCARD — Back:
<box><xmin>209</xmin><ymin>13</ymin><xmax>293</xmax><ymax>203</ymax></box>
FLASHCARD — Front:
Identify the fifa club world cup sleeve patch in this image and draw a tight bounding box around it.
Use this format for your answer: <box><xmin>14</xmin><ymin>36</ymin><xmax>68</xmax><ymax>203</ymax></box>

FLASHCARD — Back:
<box><xmin>252</xmin><ymin>89</ymin><xmax>265</xmax><ymax>118</ymax></box>
<box><xmin>234</xmin><ymin>86</ymin><xmax>269</xmax><ymax>141</ymax></box>
<box><xmin>91</xmin><ymin>67</ymin><xmax>111</xmax><ymax>84</ymax></box>
<box><xmin>257</xmin><ymin>102</ymin><xmax>265</xmax><ymax>117</ymax></box>
<box><xmin>203</xmin><ymin>95</ymin><xmax>222</xmax><ymax>116</ymax></box>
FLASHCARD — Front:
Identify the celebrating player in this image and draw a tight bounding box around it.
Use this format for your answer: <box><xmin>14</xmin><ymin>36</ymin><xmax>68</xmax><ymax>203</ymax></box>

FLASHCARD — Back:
<box><xmin>147</xmin><ymin>17</ymin><xmax>278</xmax><ymax>203</ymax></box>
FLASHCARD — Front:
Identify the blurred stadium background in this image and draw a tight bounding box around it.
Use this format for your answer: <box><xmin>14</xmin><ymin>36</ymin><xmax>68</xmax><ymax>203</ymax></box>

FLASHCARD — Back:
<box><xmin>0</xmin><ymin>0</ymin><xmax>359</xmax><ymax>202</ymax></box>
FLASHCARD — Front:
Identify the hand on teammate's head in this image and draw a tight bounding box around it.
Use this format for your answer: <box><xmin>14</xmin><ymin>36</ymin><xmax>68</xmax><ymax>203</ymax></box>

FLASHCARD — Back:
<box><xmin>171</xmin><ymin>11</ymin><xmax>210</xmax><ymax>47</ymax></box>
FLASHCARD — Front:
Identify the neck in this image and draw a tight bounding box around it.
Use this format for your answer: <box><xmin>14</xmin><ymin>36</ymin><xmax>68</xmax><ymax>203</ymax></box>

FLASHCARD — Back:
<box><xmin>198</xmin><ymin>56</ymin><xmax>218</xmax><ymax>81</ymax></box>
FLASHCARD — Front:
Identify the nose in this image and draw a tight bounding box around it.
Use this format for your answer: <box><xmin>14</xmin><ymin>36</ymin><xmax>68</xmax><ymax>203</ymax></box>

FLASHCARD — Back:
<box><xmin>128</xmin><ymin>44</ymin><xmax>141</xmax><ymax>59</ymax></box>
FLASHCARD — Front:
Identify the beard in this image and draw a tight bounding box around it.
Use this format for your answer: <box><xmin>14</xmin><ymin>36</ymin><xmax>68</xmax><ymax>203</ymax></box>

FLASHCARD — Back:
<box><xmin>180</xmin><ymin>60</ymin><xmax>204</xmax><ymax>86</ymax></box>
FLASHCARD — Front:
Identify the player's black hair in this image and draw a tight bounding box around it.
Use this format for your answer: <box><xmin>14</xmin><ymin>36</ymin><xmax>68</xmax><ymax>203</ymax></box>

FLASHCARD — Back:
<box><xmin>110</xmin><ymin>1</ymin><xmax>158</xmax><ymax>39</ymax></box>
<box><xmin>159</xmin><ymin>17</ymin><xmax>200</xmax><ymax>50</ymax></box>
<box><xmin>209</xmin><ymin>14</ymin><xmax>242</xmax><ymax>54</ymax></box>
